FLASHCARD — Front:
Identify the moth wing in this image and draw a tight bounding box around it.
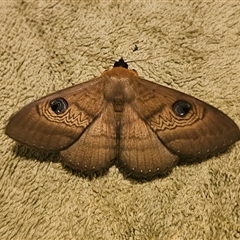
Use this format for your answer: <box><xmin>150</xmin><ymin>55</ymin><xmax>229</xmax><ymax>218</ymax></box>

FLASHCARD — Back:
<box><xmin>131</xmin><ymin>77</ymin><xmax>240</xmax><ymax>158</ymax></box>
<box><xmin>120</xmin><ymin>105</ymin><xmax>178</xmax><ymax>176</ymax></box>
<box><xmin>6</xmin><ymin>77</ymin><xmax>105</xmax><ymax>151</ymax></box>
<box><xmin>61</xmin><ymin>104</ymin><xmax>117</xmax><ymax>172</ymax></box>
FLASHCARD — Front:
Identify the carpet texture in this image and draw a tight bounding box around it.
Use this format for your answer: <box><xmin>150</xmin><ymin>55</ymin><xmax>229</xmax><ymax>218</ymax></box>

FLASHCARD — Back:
<box><xmin>0</xmin><ymin>1</ymin><xmax>240</xmax><ymax>239</ymax></box>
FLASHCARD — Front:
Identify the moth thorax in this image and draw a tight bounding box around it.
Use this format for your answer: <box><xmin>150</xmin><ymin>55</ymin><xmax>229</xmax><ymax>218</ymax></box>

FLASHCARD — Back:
<box><xmin>104</xmin><ymin>82</ymin><xmax>134</xmax><ymax>112</ymax></box>
<box><xmin>104</xmin><ymin>80</ymin><xmax>134</xmax><ymax>103</ymax></box>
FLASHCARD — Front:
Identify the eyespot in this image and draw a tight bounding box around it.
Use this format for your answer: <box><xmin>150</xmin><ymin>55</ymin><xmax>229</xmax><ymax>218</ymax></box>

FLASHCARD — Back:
<box><xmin>50</xmin><ymin>98</ymin><xmax>68</xmax><ymax>114</ymax></box>
<box><xmin>172</xmin><ymin>100</ymin><xmax>191</xmax><ymax>117</ymax></box>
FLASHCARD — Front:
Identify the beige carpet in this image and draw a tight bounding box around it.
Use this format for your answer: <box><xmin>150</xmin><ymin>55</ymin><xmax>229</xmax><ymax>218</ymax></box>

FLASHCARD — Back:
<box><xmin>1</xmin><ymin>1</ymin><xmax>240</xmax><ymax>239</ymax></box>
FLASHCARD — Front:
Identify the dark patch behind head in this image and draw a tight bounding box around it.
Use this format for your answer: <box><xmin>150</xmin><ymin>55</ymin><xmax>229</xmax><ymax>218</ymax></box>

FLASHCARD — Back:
<box><xmin>114</xmin><ymin>58</ymin><xmax>128</xmax><ymax>69</ymax></box>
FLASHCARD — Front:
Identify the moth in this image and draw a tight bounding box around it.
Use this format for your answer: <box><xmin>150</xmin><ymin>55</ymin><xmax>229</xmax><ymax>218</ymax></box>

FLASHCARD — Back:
<box><xmin>6</xmin><ymin>58</ymin><xmax>240</xmax><ymax>177</ymax></box>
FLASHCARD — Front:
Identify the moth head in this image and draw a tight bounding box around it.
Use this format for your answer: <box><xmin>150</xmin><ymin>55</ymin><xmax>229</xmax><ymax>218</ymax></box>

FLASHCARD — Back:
<box><xmin>50</xmin><ymin>98</ymin><xmax>68</xmax><ymax>114</ymax></box>
<box><xmin>172</xmin><ymin>100</ymin><xmax>192</xmax><ymax>117</ymax></box>
<box><xmin>114</xmin><ymin>58</ymin><xmax>128</xmax><ymax>69</ymax></box>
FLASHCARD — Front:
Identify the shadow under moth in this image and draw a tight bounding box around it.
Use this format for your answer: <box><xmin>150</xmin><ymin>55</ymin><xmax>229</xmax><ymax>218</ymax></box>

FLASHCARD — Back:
<box><xmin>6</xmin><ymin>58</ymin><xmax>240</xmax><ymax>177</ymax></box>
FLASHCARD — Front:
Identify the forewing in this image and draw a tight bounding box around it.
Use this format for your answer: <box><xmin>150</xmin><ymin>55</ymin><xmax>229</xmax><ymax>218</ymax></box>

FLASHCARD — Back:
<box><xmin>131</xmin><ymin>77</ymin><xmax>240</xmax><ymax>158</ymax></box>
<box><xmin>120</xmin><ymin>105</ymin><xmax>178</xmax><ymax>176</ymax></box>
<box><xmin>6</xmin><ymin>77</ymin><xmax>104</xmax><ymax>151</ymax></box>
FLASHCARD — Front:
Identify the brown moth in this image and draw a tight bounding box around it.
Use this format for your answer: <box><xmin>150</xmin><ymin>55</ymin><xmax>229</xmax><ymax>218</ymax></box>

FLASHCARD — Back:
<box><xmin>6</xmin><ymin>58</ymin><xmax>240</xmax><ymax>177</ymax></box>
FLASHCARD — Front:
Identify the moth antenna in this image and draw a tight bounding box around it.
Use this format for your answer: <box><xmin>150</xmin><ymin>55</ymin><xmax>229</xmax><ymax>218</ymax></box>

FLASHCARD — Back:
<box><xmin>81</xmin><ymin>51</ymin><xmax>117</xmax><ymax>65</ymax></box>
<box><xmin>126</xmin><ymin>55</ymin><xmax>169</xmax><ymax>64</ymax></box>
